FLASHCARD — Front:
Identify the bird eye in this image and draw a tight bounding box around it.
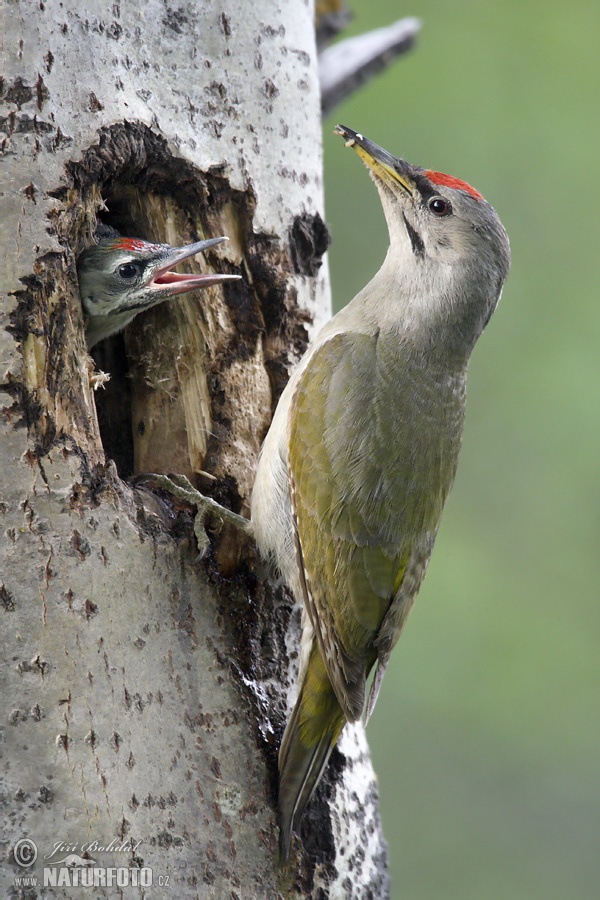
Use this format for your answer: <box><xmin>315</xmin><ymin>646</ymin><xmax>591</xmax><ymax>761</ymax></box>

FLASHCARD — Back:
<box><xmin>428</xmin><ymin>197</ymin><xmax>451</xmax><ymax>216</ymax></box>
<box><xmin>117</xmin><ymin>263</ymin><xmax>140</xmax><ymax>280</ymax></box>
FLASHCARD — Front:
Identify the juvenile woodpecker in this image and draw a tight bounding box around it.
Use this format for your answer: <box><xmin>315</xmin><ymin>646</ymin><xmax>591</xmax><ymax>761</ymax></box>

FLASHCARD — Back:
<box><xmin>148</xmin><ymin>126</ymin><xmax>511</xmax><ymax>859</ymax></box>
<box><xmin>77</xmin><ymin>234</ymin><xmax>241</xmax><ymax>347</ymax></box>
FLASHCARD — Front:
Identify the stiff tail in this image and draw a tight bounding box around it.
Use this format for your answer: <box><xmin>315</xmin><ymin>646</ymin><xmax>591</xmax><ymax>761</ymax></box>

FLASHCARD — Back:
<box><xmin>278</xmin><ymin>642</ymin><xmax>346</xmax><ymax>860</ymax></box>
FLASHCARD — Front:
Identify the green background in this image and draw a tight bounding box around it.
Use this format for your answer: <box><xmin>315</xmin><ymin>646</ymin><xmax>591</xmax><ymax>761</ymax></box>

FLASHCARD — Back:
<box><xmin>322</xmin><ymin>2</ymin><xmax>599</xmax><ymax>897</ymax></box>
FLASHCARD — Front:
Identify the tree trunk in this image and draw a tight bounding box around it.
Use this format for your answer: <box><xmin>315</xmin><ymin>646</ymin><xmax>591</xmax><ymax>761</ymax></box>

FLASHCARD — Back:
<box><xmin>1</xmin><ymin>1</ymin><xmax>388</xmax><ymax>896</ymax></box>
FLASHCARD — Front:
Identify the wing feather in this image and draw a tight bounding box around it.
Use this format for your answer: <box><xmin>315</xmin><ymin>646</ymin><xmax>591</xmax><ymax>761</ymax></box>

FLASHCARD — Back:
<box><xmin>288</xmin><ymin>329</ymin><xmax>464</xmax><ymax>722</ymax></box>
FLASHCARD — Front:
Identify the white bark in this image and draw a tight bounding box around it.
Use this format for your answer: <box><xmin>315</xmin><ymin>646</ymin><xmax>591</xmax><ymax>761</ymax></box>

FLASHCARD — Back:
<box><xmin>1</xmin><ymin>1</ymin><xmax>388</xmax><ymax>896</ymax></box>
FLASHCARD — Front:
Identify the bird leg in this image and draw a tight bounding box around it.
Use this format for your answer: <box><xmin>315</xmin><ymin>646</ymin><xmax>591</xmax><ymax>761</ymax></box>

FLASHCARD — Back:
<box><xmin>141</xmin><ymin>473</ymin><xmax>252</xmax><ymax>557</ymax></box>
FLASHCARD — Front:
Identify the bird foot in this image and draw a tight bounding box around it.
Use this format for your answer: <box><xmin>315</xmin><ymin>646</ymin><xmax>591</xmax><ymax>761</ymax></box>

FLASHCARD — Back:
<box><xmin>141</xmin><ymin>473</ymin><xmax>251</xmax><ymax>558</ymax></box>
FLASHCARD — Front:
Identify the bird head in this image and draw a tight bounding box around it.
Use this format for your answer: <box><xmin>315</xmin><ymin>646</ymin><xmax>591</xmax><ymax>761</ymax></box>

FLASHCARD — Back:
<box><xmin>77</xmin><ymin>235</ymin><xmax>241</xmax><ymax>348</ymax></box>
<box><xmin>335</xmin><ymin>125</ymin><xmax>510</xmax><ymax>359</ymax></box>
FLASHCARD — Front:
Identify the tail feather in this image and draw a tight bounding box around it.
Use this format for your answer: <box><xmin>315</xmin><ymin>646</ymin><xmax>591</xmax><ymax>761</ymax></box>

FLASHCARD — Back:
<box><xmin>278</xmin><ymin>643</ymin><xmax>346</xmax><ymax>860</ymax></box>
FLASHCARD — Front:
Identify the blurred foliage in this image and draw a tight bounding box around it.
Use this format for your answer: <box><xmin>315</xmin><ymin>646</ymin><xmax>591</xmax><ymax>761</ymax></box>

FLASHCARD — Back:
<box><xmin>322</xmin><ymin>1</ymin><xmax>599</xmax><ymax>897</ymax></box>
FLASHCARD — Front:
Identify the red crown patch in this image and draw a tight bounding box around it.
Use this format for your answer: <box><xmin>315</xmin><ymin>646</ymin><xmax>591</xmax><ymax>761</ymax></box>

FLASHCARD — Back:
<box><xmin>110</xmin><ymin>238</ymin><xmax>149</xmax><ymax>252</ymax></box>
<box><xmin>424</xmin><ymin>171</ymin><xmax>483</xmax><ymax>201</ymax></box>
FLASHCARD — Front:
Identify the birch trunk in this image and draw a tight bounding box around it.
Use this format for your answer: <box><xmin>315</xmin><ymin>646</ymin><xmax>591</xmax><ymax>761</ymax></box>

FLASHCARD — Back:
<box><xmin>0</xmin><ymin>1</ymin><xmax>388</xmax><ymax>896</ymax></box>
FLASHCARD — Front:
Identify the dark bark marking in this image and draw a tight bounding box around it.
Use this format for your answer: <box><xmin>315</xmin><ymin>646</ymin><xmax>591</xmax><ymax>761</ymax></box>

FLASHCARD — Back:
<box><xmin>0</xmin><ymin>581</ymin><xmax>16</xmax><ymax>611</ymax></box>
<box><xmin>289</xmin><ymin>211</ymin><xmax>331</xmax><ymax>277</ymax></box>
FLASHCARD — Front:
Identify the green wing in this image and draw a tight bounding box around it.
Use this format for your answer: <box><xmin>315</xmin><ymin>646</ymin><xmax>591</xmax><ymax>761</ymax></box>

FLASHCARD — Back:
<box><xmin>288</xmin><ymin>329</ymin><xmax>462</xmax><ymax>721</ymax></box>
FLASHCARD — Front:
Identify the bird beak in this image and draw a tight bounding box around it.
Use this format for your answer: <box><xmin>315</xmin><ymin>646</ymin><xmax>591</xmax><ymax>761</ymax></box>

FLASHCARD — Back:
<box><xmin>146</xmin><ymin>237</ymin><xmax>241</xmax><ymax>295</ymax></box>
<box><xmin>334</xmin><ymin>124</ymin><xmax>416</xmax><ymax>197</ymax></box>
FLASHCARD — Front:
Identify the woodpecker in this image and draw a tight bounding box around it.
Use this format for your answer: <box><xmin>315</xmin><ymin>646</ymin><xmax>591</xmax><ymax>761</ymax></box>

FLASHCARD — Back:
<box><xmin>77</xmin><ymin>233</ymin><xmax>241</xmax><ymax>348</ymax></box>
<box><xmin>147</xmin><ymin>126</ymin><xmax>511</xmax><ymax>859</ymax></box>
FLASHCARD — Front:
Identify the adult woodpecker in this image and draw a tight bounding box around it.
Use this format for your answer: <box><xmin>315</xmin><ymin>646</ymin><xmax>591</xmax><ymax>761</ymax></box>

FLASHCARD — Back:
<box><xmin>77</xmin><ymin>232</ymin><xmax>241</xmax><ymax>348</ymax></box>
<box><xmin>147</xmin><ymin>126</ymin><xmax>511</xmax><ymax>859</ymax></box>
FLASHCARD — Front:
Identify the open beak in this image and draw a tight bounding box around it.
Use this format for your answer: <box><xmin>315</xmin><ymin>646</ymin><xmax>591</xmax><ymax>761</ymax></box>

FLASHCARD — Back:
<box><xmin>147</xmin><ymin>237</ymin><xmax>241</xmax><ymax>295</ymax></box>
<box><xmin>334</xmin><ymin>124</ymin><xmax>417</xmax><ymax>196</ymax></box>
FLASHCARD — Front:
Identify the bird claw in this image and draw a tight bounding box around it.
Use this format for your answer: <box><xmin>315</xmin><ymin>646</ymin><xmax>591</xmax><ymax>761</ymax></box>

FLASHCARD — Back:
<box><xmin>140</xmin><ymin>472</ymin><xmax>252</xmax><ymax>557</ymax></box>
<box><xmin>193</xmin><ymin>520</ymin><xmax>211</xmax><ymax>561</ymax></box>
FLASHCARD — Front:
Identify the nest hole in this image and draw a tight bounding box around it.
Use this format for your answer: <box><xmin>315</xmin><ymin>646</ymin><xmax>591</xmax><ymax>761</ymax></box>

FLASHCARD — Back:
<box><xmin>89</xmin><ymin>185</ymin><xmax>150</xmax><ymax>478</ymax></box>
<box><xmin>68</xmin><ymin>121</ymin><xmax>265</xmax><ymax>481</ymax></box>
<box><xmin>88</xmin><ymin>181</ymin><xmax>212</xmax><ymax>478</ymax></box>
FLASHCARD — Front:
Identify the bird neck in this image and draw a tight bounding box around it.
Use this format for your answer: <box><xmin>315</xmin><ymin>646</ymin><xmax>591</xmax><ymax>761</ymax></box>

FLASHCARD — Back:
<box><xmin>352</xmin><ymin>244</ymin><xmax>492</xmax><ymax>370</ymax></box>
<box><xmin>85</xmin><ymin>309</ymin><xmax>138</xmax><ymax>349</ymax></box>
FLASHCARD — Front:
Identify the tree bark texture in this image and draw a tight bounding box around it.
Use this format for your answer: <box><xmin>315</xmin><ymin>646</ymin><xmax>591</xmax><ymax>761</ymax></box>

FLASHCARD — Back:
<box><xmin>1</xmin><ymin>1</ymin><xmax>389</xmax><ymax>896</ymax></box>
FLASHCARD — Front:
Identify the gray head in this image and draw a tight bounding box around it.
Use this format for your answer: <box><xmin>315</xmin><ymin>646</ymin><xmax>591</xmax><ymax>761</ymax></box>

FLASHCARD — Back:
<box><xmin>77</xmin><ymin>234</ymin><xmax>241</xmax><ymax>348</ymax></box>
<box><xmin>335</xmin><ymin>125</ymin><xmax>511</xmax><ymax>362</ymax></box>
